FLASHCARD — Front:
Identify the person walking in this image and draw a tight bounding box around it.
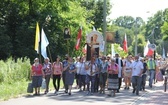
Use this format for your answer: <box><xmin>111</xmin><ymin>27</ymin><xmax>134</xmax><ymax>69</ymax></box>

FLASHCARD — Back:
<box><xmin>139</xmin><ymin>58</ymin><xmax>147</xmax><ymax>91</ymax></box>
<box><xmin>123</xmin><ymin>55</ymin><xmax>132</xmax><ymax>90</ymax></box>
<box><xmin>85</xmin><ymin>56</ymin><xmax>98</xmax><ymax>95</ymax></box>
<box><xmin>64</xmin><ymin>57</ymin><xmax>76</xmax><ymax>95</ymax></box>
<box><xmin>42</xmin><ymin>57</ymin><xmax>52</xmax><ymax>94</ymax></box>
<box><xmin>130</xmin><ymin>55</ymin><xmax>143</xmax><ymax>95</ymax></box>
<box><xmin>115</xmin><ymin>53</ymin><xmax>123</xmax><ymax>92</ymax></box>
<box><xmin>31</xmin><ymin>58</ymin><xmax>44</xmax><ymax>95</ymax></box>
<box><xmin>94</xmin><ymin>53</ymin><xmax>102</xmax><ymax>93</ymax></box>
<box><xmin>62</xmin><ymin>54</ymin><xmax>69</xmax><ymax>93</ymax></box>
<box><xmin>75</xmin><ymin>56</ymin><xmax>81</xmax><ymax>89</ymax></box>
<box><xmin>107</xmin><ymin>58</ymin><xmax>119</xmax><ymax>97</ymax></box>
<box><xmin>52</xmin><ymin>56</ymin><xmax>63</xmax><ymax>95</ymax></box>
<box><xmin>77</xmin><ymin>57</ymin><xmax>87</xmax><ymax>91</ymax></box>
<box><xmin>146</xmin><ymin>55</ymin><xmax>157</xmax><ymax>88</ymax></box>
<box><xmin>99</xmin><ymin>56</ymin><xmax>108</xmax><ymax>94</ymax></box>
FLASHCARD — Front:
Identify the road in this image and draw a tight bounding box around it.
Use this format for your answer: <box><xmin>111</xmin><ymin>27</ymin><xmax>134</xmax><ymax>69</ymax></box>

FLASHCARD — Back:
<box><xmin>0</xmin><ymin>82</ymin><xmax>167</xmax><ymax>105</ymax></box>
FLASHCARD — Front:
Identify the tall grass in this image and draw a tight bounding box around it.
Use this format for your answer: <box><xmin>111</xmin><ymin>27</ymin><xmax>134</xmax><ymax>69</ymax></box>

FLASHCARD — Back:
<box><xmin>0</xmin><ymin>57</ymin><xmax>30</xmax><ymax>84</ymax></box>
<box><xmin>0</xmin><ymin>57</ymin><xmax>66</xmax><ymax>100</ymax></box>
<box><xmin>0</xmin><ymin>57</ymin><xmax>31</xmax><ymax>100</ymax></box>
<box><xmin>0</xmin><ymin>79</ymin><xmax>28</xmax><ymax>100</ymax></box>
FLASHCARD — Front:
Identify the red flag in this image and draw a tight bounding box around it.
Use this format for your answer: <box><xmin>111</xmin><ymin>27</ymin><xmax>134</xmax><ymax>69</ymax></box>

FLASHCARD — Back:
<box><xmin>75</xmin><ymin>27</ymin><xmax>82</xmax><ymax>50</ymax></box>
<box><xmin>82</xmin><ymin>44</ymin><xmax>87</xmax><ymax>54</ymax></box>
<box><xmin>123</xmin><ymin>34</ymin><xmax>128</xmax><ymax>53</ymax></box>
<box><xmin>144</xmin><ymin>40</ymin><xmax>154</xmax><ymax>56</ymax></box>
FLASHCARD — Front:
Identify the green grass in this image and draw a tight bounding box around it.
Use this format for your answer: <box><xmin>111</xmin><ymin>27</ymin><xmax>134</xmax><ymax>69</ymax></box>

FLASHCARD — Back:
<box><xmin>0</xmin><ymin>79</ymin><xmax>28</xmax><ymax>101</ymax></box>
<box><xmin>0</xmin><ymin>79</ymin><xmax>65</xmax><ymax>101</ymax></box>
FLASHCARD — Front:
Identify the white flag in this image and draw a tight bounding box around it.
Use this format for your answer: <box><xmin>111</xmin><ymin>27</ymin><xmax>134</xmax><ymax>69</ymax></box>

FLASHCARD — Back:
<box><xmin>41</xmin><ymin>28</ymin><xmax>49</xmax><ymax>58</ymax></box>
<box><xmin>111</xmin><ymin>44</ymin><xmax>115</xmax><ymax>58</ymax></box>
<box><xmin>162</xmin><ymin>47</ymin><xmax>166</xmax><ymax>59</ymax></box>
<box><xmin>99</xmin><ymin>41</ymin><xmax>105</xmax><ymax>52</ymax></box>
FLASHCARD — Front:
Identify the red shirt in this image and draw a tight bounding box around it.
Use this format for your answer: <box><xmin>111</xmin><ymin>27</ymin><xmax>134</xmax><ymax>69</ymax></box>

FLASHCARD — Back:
<box><xmin>31</xmin><ymin>64</ymin><xmax>43</xmax><ymax>76</ymax></box>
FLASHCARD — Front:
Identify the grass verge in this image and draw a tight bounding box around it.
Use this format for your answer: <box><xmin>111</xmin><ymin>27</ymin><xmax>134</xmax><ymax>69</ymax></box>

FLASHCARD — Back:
<box><xmin>0</xmin><ymin>79</ymin><xmax>65</xmax><ymax>101</ymax></box>
<box><xmin>0</xmin><ymin>79</ymin><xmax>28</xmax><ymax>101</ymax></box>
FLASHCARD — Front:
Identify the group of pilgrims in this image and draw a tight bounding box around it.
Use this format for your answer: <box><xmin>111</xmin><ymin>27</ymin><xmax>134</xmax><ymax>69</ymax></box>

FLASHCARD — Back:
<box><xmin>31</xmin><ymin>52</ymin><xmax>166</xmax><ymax>97</ymax></box>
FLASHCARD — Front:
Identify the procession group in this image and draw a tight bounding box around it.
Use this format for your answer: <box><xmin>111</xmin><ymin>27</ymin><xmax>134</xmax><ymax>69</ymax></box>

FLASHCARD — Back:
<box><xmin>30</xmin><ymin>53</ymin><xmax>166</xmax><ymax>97</ymax></box>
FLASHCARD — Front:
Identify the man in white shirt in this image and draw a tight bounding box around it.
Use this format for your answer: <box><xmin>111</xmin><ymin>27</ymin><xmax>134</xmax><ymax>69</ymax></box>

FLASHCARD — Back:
<box><xmin>85</xmin><ymin>57</ymin><xmax>99</xmax><ymax>95</ymax></box>
<box><xmin>131</xmin><ymin>55</ymin><xmax>144</xmax><ymax>95</ymax></box>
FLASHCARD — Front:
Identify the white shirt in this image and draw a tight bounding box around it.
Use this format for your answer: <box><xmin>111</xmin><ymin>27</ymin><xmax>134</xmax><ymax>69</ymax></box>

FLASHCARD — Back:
<box><xmin>131</xmin><ymin>60</ymin><xmax>143</xmax><ymax>76</ymax></box>
<box><xmin>79</xmin><ymin>62</ymin><xmax>87</xmax><ymax>75</ymax></box>
<box><xmin>75</xmin><ymin>62</ymin><xmax>81</xmax><ymax>74</ymax></box>
<box><xmin>85</xmin><ymin>62</ymin><xmax>97</xmax><ymax>76</ymax></box>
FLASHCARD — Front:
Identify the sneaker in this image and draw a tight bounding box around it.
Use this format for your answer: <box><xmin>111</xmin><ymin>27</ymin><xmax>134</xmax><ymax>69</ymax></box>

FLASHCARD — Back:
<box><xmin>79</xmin><ymin>89</ymin><xmax>82</xmax><ymax>92</ymax></box>
<box><xmin>127</xmin><ymin>87</ymin><xmax>129</xmax><ymax>90</ymax></box>
<box><xmin>149</xmin><ymin>84</ymin><xmax>152</xmax><ymax>88</ymax></box>
<box><xmin>64</xmin><ymin>90</ymin><xmax>68</xmax><ymax>93</ymax></box>
<box><xmin>68</xmin><ymin>93</ymin><xmax>71</xmax><ymax>95</ymax></box>
<box><xmin>83</xmin><ymin>87</ymin><xmax>86</xmax><ymax>91</ymax></box>
<box><xmin>54</xmin><ymin>91</ymin><xmax>57</xmax><ymax>94</ymax></box>
<box><xmin>124</xmin><ymin>87</ymin><xmax>127</xmax><ymax>90</ymax></box>
<box><xmin>103</xmin><ymin>89</ymin><xmax>105</xmax><ymax>94</ymax></box>
<box><xmin>143</xmin><ymin>87</ymin><xmax>145</xmax><ymax>91</ymax></box>
<box><xmin>44</xmin><ymin>91</ymin><xmax>48</xmax><ymax>94</ymax></box>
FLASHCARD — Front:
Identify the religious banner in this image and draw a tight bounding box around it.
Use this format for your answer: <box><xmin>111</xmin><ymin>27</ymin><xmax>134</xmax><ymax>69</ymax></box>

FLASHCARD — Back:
<box><xmin>106</xmin><ymin>32</ymin><xmax>115</xmax><ymax>43</ymax></box>
<box><xmin>64</xmin><ymin>27</ymin><xmax>71</xmax><ymax>39</ymax></box>
<box><xmin>86</xmin><ymin>31</ymin><xmax>103</xmax><ymax>61</ymax></box>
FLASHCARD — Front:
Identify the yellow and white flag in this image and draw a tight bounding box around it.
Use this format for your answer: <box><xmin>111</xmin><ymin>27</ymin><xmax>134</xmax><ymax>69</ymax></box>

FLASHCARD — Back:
<box><xmin>34</xmin><ymin>22</ymin><xmax>40</xmax><ymax>53</ymax></box>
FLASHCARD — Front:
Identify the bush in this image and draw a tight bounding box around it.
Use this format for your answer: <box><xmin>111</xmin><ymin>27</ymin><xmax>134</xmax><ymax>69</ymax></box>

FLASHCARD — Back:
<box><xmin>0</xmin><ymin>57</ymin><xmax>31</xmax><ymax>84</ymax></box>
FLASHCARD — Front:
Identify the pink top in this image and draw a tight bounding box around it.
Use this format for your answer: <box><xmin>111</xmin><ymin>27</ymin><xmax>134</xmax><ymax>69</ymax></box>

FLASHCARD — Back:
<box><xmin>108</xmin><ymin>63</ymin><xmax>119</xmax><ymax>74</ymax></box>
<box><xmin>31</xmin><ymin>64</ymin><xmax>43</xmax><ymax>76</ymax></box>
<box><xmin>53</xmin><ymin>62</ymin><xmax>62</xmax><ymax>75</ymax></box>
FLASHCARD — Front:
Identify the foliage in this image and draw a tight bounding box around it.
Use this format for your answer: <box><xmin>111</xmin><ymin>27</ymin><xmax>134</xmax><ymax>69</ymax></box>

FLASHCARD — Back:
<box><xmin>0</xmin><ymin>0</ymin><xmax>112</xmax><ymax>62</ymax></box>
<box><xmin>112</xmin><ymin>16</ymin><xmax>145</xmax><ymax>30</ymax></box>
<box><xmin>145</xmin><ymin>10</ymin><xmax>166</xmax><ymax>55</ymax></box>
<box><xmin>80</xmin><ymin>0</ymin><xmax>111</xmax><ymax>30</ymax></box>
<box><xmin>113</xmin><ymin>43</ymin><xmax>128</xmax><ymax>58</ymax></box>
<box><xmin>0</xmin><ymin>57</ymin><xmax>31</xmax><ymax>84</ymax></box>
<box><xmin>162</xmin><ymin>9</ymin><xmax>168</xmax><ymax>40</ymax></box>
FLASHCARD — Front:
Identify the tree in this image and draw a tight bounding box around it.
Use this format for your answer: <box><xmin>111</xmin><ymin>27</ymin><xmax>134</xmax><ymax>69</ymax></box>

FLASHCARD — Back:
<box><xmin>80</xmin><ymin>0</ymin><xmax>111</xmax><ymax>30</ymax></box>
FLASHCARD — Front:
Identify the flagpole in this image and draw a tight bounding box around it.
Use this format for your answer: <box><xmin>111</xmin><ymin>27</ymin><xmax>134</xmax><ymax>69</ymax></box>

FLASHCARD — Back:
<box><xmin>47</xmin><ymin>46</ymin><xmax>53</xmax><ymax>63</ymax></box>
<box><xmin>38</xmin><ymin>34</ymin><xmax>42</xmax><ymax>64</ymax></box>
<box><xmin>103</xmin><ymin>0</ymin><xmax>107</xmax><ymax>55</ymax></box>
<box><xmin>39</xmin><ymin>48</ymin><xmax>42</xmax><ymax>64</ymax></box>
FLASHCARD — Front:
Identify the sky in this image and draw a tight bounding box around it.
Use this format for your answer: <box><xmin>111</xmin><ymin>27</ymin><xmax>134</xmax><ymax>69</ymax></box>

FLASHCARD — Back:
<box><xmin>108</xmin><ymin>0</ymin><xmax>168</xmax><ymax>21</ymax></box>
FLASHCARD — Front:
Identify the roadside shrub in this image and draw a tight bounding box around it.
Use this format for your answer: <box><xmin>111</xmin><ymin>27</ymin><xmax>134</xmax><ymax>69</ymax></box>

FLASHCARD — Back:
<box><xmin>0</xmin><ymin>57</ymin><xmax>31</xmax><ymax>84</ymax></box>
